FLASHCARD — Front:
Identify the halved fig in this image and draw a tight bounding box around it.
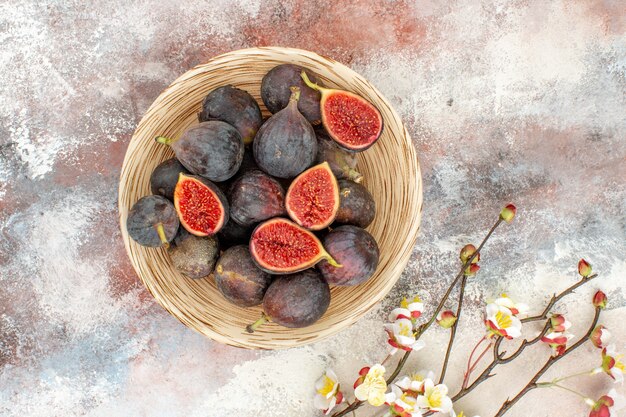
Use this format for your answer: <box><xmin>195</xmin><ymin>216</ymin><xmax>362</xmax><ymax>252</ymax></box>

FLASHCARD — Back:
<box><xmin>174</xmin><ymin>173</ymin><xmax>229</xmax><ymax>236</ymax></box>
<box><xmin>250</xmin><ymin>218</ymin><xmax>340</xmax><ymax>274</ymax></box>
<box><xmin>301</xmin><ymin>71</ymin><xmax>383</xmax><ymax>152</ymax></box>
<box><xmin>285</xmin><ymin>162</ymin><xmax>339</xmax><ymax>230</ymax></box>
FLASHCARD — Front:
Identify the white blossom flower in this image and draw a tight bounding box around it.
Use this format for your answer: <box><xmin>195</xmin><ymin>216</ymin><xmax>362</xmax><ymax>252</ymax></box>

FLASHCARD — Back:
<box><xmin>314</xmin><ymin>369</ymin><xmax>344</xmax><ymax>415</ymax></box>
<box><xmin>415</xmin><ymin>379</ymin><xmax>453</xmax><ymax>413</ymax></box>
<box><xmin>485</xmin><ymin>303</ymin><xmax>522</xmax><ymax>339</ymax></box>
<box><xmin>384</xmin><ymin>318</ymin><xmax>426</xmax><ymax>354</ymax></box>
<box><xmin>354</xmin><ymin>364</ymin><xmax>387</xmax><ymax>407</ymax></box>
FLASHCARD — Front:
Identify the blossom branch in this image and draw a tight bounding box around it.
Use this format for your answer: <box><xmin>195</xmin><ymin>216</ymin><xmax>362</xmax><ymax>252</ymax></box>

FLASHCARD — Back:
<box><xmin>522</xmin><ymin>273</ymin><xmax>599</xmax><ymax>323</ymax></box>
<box><xmin>439</xmin><ymin>275</ymin><xmax>468</xmax><ymax>383</ymax></box>
<box><xmin>493</xmin><ymin>306</ymin><xmax>602</xmax><ymax>417</ymax></box>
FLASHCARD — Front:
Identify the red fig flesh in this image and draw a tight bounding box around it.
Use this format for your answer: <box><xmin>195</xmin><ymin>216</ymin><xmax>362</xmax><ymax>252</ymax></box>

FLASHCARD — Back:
<box><xmin>249</xmin><ymin>218</ymin><xmax>340</xmax><ymax>274</ymax></box>
<box><xmin>174</xmin><ymin>173</ymin><xmax>229</xmax><ymax>236</ymax></box>
<box><xmin>285</xmin><ymin>162</ymin><xmax>339</xmax><ymax>230</ymax></box>
<box><xmin>302</xmin><ymin>71</ymin><xmax>383</xmax><ymax>152</ymax></box>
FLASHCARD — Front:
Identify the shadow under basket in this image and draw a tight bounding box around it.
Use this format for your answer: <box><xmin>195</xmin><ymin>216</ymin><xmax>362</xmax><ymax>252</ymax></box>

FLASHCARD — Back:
<box><xmin>118</xmin><ymin>47</ymin><xmax>423</xmax><ymax>349</ymax></box>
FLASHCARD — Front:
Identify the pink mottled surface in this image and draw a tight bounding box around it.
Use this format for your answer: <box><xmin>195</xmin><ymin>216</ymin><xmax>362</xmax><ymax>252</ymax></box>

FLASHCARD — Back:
<box><xmin>1</xmin><ymin>1</ymin><xmax>625</xmax><ymax>416</ymax></box>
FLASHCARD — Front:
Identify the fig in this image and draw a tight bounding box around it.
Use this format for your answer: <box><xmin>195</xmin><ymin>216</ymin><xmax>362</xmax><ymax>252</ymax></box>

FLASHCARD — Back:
<box><xmin>318</xmin><ymin>225</ymin><xmax>379</xmax><ymax>286</ymax></box>
<box><xmin>174</xmin><ymin>173</ymin><xmax>229</xmax><ymax>236</ymax></box>
<box><xmin>214</xmin><ymin>245</ymin><xmax>272</xmax><ymax>307</ymax></box>
<box><xmin>335</xmin><ymin>180</ymin><xmax>376</xmax><ymax>228</ymax></box>
<box><xmin>126</xmin><ymin>195</ymin><xmax>179</xmax><ymax>248</ymax></box>
<box><xmin>249</xmin><ymin>218</ymin><xmax>340</xmax><ymax>274</ymax></box>
<box><xmin>168</xmin><ymin>228</ymin><xmax>219</xmax><ymax>279</ymax></box>
<box><xmin>253</xmin><ymin>87</ymin><xmax>318</xmax><ymax>179</ymax></box>
<box><xmin>218</xmin><ymin>220</ymin><xmax>254</xmax><ymax>249</ymax></box>
<box><xmin>261</xmin><ymin>64</ymin><xmax>322</xmax><ymax>124</ymax></box>
<box><xmin>215</xmin><ymin>149</ymin><xmax>259</xmax><ymax>194</ymax></box>
<box><xmin>246</xmin><ymin>269</ymin><xmax>330</xmax><ymax>332</ymax></box>
<box><xmin>150</xmin><ymin>158</ymin><xmax>190</xmax><ymax>200</ymax></box>
<box><xmin>198</xmin><ymin>85</ymin><xmax>263</xmax><ymax>145</ymax></box>
<box><xmin>315</xmin><ymin>132</ymin><xmax>363</xmax><ymax>183</ymax></box>
<box><xmin>301</xmin><ymin>71</ymin><xmax>383</xmax><ymax>152</ymax></box>
<box><xmin>229</xmin><ymin>170</ymin><xmax>286</xmax><ymax>226</ymax></box>
<box><xmin>155</xmin><ymin>121</ymin><xmax>244</xmax><ymax>182</ymax></box>
<box><xmin>285</xmin><ymin>162</ymin><xmax>339</xmax><ymax>230</ymax></box>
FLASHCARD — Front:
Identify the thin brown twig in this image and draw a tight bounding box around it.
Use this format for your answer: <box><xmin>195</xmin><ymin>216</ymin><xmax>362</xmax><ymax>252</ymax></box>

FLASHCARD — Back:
<box><xmin>493</xmin><ymin>306</ymin><xmax>602</xmax><ymax>417</ymax></box>
<box><xmin>522</xmin><ymin>274</ymin><xmax>598</xmax><ymax>323</ymax></box>
<box><xmin>439</xmin><ymin>275</ymin><xmax>469</xmax><ymax>384</ymax></box>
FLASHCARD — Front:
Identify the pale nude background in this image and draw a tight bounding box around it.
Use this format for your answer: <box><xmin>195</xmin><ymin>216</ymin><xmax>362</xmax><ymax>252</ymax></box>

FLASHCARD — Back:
<box><xmin>1</xmin><ymin>1</ymin><xmax>625</xmax><ymax>416</ymax></box>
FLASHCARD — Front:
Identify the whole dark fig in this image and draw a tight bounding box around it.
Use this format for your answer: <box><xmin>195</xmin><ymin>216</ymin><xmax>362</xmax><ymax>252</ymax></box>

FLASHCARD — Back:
<box><xmin>218</xmin><ymin>220</ymin><xmax>255</xmax><ymax>249</ymax></box>
<box><xmin>253</xmin><ymin>87</ymin><xmax>318</xmax><ymax>179</ymax></box>
<box><xmin>198</xmin><ymin>85</ymin><xmax>263</xmax><ymax>145</ymax></box>
<box><xmin>318</xmin><ymin>225</ymin><xmax>379</xmax><ymax>286</ymax></box>
<box><xmin>335</xmin><ymin>180</ymin><xmax>376</xmax><ymax>228</ymax></box>
<box><xmin>155</xmin><ymin>121</ymin><xmax>244</xmax><ymax>182</ymax></box>
<box><xmin>127</xmin><ymin>195</ymin><xmax>179</xmax><ymax>247</ymax></box>
<box><xmin>229</xmin><ymin>170</ymin><xmax>286</xmax><ymax>226</ymax></box>
<box><xmin>150</xmin><ymin>158</ymin><xmax>190</xmax><ymax>200</ymax></box>
<box><xmin>261</xmin><ymin>64</ymin><xmax>322</xmax><ymax>124</ymax></box>
<box><xmin>247</xmin><ymin>269</ymin><xmax>330</xmax><ymax>331</ymax></box>
<box><xmin>315</xmin><ymin>132</ymin><xmax>363</xmax><ymax>183</ymax></box>
<box><xmin>214</xmin><ymin>245</ymin><xmax>272</xmax><ymax>307</ymax></box>
<box><xmin>168</xmin><ymin>228</ymin><xmax>219</xmax><ymax>279</ymax></box>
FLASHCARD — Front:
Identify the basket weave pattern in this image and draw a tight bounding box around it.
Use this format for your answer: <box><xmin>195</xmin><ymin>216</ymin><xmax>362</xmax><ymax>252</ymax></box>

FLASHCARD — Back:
<box><xmin>119</xmin><ymin>47</ymin><xmax>422</xmax><ymax>349</ymax></box>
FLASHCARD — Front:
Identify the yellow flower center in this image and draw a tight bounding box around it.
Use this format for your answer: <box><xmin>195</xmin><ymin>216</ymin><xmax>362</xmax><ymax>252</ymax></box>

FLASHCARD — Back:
<box><xmin>401</xmin><ymin>296</ymin><xmax>421</xmax><ymax>309</ymax></box>
<box><xmin>616</xmin><ymin>355</ymin><xmax>625</xmax><ymax>371</ymax></box>
<box><xmin>400</xmin><ymin>393</ymin><xmax>416</xmax><ymax>409</ymax></box>
<box><xmin>495</xmin><ymin>310</ymin><xmax>512</xmax><ymax>328</ymax></box>
<box><xmin>317</xmin><ymin>375</ymin><xmax>335</xmax><ymax>396</ymax></box>
<box><xmin>410</xmin><ymin>372</ymin><xmax>425</xmax><ymax>382</ymax></box>
<box><xmin>398</xmin><ymin>321</ymin><xmax>413</xmax><ymax>337</ymax></box>
<box><xmin>428</xmin><ymin>388</ymin><xmax>444</xmax><ymax>407</ymax></box>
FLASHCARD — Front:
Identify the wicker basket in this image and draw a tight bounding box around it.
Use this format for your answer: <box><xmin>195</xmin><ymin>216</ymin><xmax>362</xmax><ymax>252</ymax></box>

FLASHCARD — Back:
<box><xmin>118</xmin><ymin>47</ymin><xmax>422</xmax><ymax>349</ymax></box>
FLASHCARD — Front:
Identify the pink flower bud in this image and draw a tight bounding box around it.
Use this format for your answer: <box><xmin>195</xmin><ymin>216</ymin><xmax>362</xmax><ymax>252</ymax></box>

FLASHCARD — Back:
<box><xmin>550</xmin><ymin>314</ymin><xmax>570</xmax><ymax>332</ymax></box>
<box><xmin>499</xmin><ymin>204</ymin><xmax>516</xmax><ymax>223</ymax></box>
<box><xmin>436</xmin><ymin>310</ymin><xmax>457</xmax><ymax>329</ymax></box>
<box><xmin>590</xmin><ymin>325</ymin><xmax>611</xmax><ymax>349</ymax></box>
<box><xmin>460</xmin><ymin>244</ymin><xmax>479</xmax><ymax>264</ymax></box>
<box><xmin>464</xmin><ymin>264</ymin><xmax>480</xmax><ymax>276</ymax></box>
<box><xmin>593</xmin><ymin>291</ymin><xmax>608</xmax><ymax>309</ymax></box>
<box><xmin>578</xmin><ymin>259</ymin><xmax>592</xmax><ymax>278</ymax></box>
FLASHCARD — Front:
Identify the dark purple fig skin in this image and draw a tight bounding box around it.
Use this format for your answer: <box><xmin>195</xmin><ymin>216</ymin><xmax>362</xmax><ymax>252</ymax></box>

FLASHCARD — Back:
<box><xmin>261</xmin><ymin>64</ymin><xmax>322</xmax><ymax>124</ymax></box>
<box><xmin>218</xmin><ymin>219</ymin><xmax>255</xmax><ymax>249</ymax></box>
<box><xmin>168</xmin><ymin>228</ymin><xmax>219</xmax><ymax>279</ymax></box>
<box><xmin>315</xmin><ymin>133</ymin><xmax>362</xmax><ymax>182</ymax></box>
<box><xmin>150</xmin><ymin>158</ymin><xmax>190</xmax><ymax>200</ymax></box>
<box><xmin>127</xmin><ymin>195</ymin><xmax>179</xmax><ymax>247</ymax></box>
<box><xmin>253</xmin><ymin>90</ymin><xmax>318</xmax><ymax>179</ymax></box>
<box><xmin>335</xmin><ymin>180</ymin><xmax>376</xmax><ymax>228</ymax></box>
<box><xmin>198</xmin><ymin>85</ymin><xmax>263</xmax><ymax>145</ymax></box>
<box><xmin>263</xmin><ymin>269</ymin><xmax>330</xmax><ymax>328</ymax></box>
<box><xmin>318</xmin><ymin>225</ymin><xmax>379</xmax><ymax>286</ymax></box>
<box><xmin>215</xmin><ymin>245</ymin><xmax>272</xmax><ymax>307</ymax></box>
<box><xmin>215</xmin><ymin>149</ymin><xmax>259</xmax><ymax>194</ymax></box>
<box><xmin>169</xmin><ymin>121</ymin><xmax>244</xmax><ymax>182</ymax></box>
<box><xmin>229</xmin><ymin>170</ymin><xmax>286</xmax><ymax>226</ymax></box>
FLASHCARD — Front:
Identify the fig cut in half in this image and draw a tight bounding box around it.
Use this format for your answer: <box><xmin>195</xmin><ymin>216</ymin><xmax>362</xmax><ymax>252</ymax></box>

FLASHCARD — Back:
<box><xmin>285</xmin><ymin>162</ymin><xmax>339</xmax><ymax>230</ymax></box>
<box><xmin>174</xmin><ymin>173</ymin><xmax>229</xmax><ymax>236</ymax></box>
<box><xmin>250</xmin><ymin>218</ymin><xmax>340</xmax><ymax>274</ymax></box>
<box><xmin>301</xmin><ymin>71</ymin><xmax>383</xmax><ymax>152</ymax></box>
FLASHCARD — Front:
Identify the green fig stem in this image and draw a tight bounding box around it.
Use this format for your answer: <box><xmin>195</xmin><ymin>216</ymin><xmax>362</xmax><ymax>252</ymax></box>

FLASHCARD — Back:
<box><xmin>324</xmin><ymin>253</ymin><xmax>342</xmax><ymax>268</ymax></box>
<box><xmin>246</xmin><ymin>312</ymin><xmax>269</xmax><ymax>333</ymax></box>
<box><xmin>300</xmin><ymin>70</ymin><xmax>325</xmax><ymax>93</ymax></box>
<box><xmin>346</xmin><ymin>168</ymin><xmax>363</xmax><ymax>183</ymax></box>
<box><xmin>289</xmin><ymin>86</ymin><xmax>301</xmax><ymax>103</ymax></box>
<box><xmin>154</xmin><ymin>222</ymin><xmax>170</xmax><ymax>249</ymax></box>
<box><xmin>155</xmin><ymin>136</ymin><xmax>174</xmax><ymax>146</ymax></box>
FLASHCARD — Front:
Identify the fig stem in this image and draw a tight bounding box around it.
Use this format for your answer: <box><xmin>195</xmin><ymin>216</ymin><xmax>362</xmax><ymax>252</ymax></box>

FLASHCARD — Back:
<box><xmin>289</xmin><ymin>86</ymin><xmax>301</xmax><ymax>103</ymax></box>
<box><xmin>155</xmin><ymin>136</ymin><xmax>173</xmax><ymax>146</ymax></box>
<box><xmin>154</xmin><ymin>222</ymin><xmax>170</xmax><ymax>249</ymax></box>
<box><xmin>300</xmin><ymin>70</ymin><xmax>325</xmax><ymax>93</ymax></box>
<box><xmin>346</xmin><ymin>168</ymin><xmax>363</xmax><ymax>183</ymax></box>
<box><xmin>325</xmin><ymin>254</ymin><xmax>342</xmax><ymax>268</ymax></box>
<box><xmin>246</xmin><ymin>312</ymin><xmax>269</xmax><ymax>333</ymax></box>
